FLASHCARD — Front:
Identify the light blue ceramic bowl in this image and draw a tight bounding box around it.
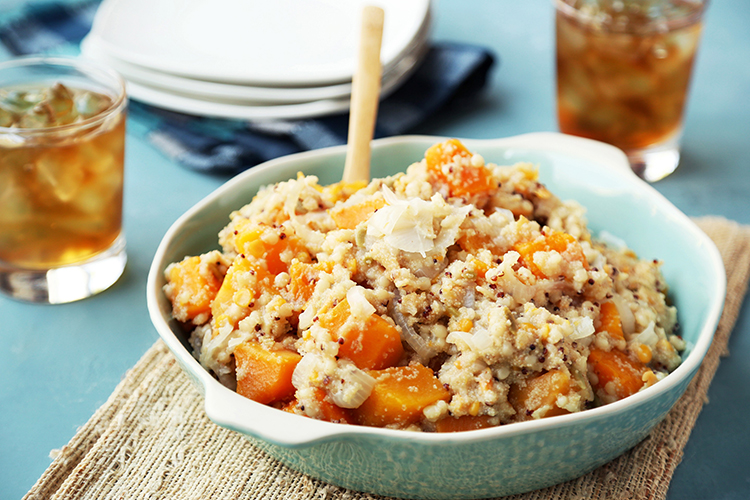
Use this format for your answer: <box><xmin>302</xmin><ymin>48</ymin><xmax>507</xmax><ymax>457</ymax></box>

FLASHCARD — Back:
<box><xmin>147</xmin><ymin>133</ymin><xmax>725</xmax><ymax>499</ymax></box>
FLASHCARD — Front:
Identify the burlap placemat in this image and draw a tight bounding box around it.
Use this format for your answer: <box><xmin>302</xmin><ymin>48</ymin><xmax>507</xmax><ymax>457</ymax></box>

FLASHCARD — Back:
<box><xmin>25</xmin><ymin>217</ymin><xmax>750</xmax><ymax>500</ymax></box>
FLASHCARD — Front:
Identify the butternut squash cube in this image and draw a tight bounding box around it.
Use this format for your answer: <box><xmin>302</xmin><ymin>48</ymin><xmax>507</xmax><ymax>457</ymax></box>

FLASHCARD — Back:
<box><xmin>164</xmin><ymin>255</ymin><xmax>222</xmax><ymax>323</ymax></box>
<box><xmin>282</xmin><ymin>388</ymin><xmax>354</xmax><ymax>424</ymax></box>
<box><xmin>211</xmin><ymin>256</ymin><xmax>268</xmax><ymax>334</ymax></box>
<box><xmin>514</xmin><ymin>230</ymin><xmax>588</xmax><ymax>279</ymax></box>
<box><xmin>509</xmin><ymin>369</ymin><xmax>572</xmax><ymax>421</ymax></box>
<box><xmin>588</xmin><ymin>347</ymin><xmax>646</xmax><ymax>400</ymax></box>
<box><xmin>232</xmin><ymin>221</ymin><xmax>308</xmax><ymax>275</ymax></box>
<box><xmin>597</xmin><ymin>301</ymin><xmax>624</xmax><ymax>341</ymax></box>
<box><xmin>288</xmin><ymin>260</ymin><xmax>318</xmax><ymax>305</ymax></box>
<box><xmin>329</xmin><ymin>198</ymin><xmax>386</xmax><ymax>230</ymax></box>
<box><xmin>320</xmin><ymin>299</ymin><xmax>403</xmax><ymax>370</ymax></box>
<box><xmin>354</xmin><ymin>364</ymin><xmax>450</xmax><ymax>427</ymax></box>
<box><xmin>425</xmin><ymin>139</ymin><xmax>494</xmax><ymax>198</ymax></box>
<box><xmin>234</xmin><ymin>342</ymin><xmax>301</xmax><ymax>405</ymax></box>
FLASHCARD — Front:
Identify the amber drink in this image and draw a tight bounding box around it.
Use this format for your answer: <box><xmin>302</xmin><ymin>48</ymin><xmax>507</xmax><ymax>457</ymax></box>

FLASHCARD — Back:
<box><xmin>0</xmin><ymin>57</ymin><xmax>127</xmax><ymax>303</ymax></box>
<box><xmin>555</xmin><ymin>0</ymin><xmax>706</xmax><ymax>181</ymax></box>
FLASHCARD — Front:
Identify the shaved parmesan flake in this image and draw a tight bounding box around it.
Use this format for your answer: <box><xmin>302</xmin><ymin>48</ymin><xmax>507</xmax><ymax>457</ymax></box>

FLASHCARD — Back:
<box><xmin>367</xmin><ymin>186</ymin><xmax>470</xmax><ymax>256</ymax></box>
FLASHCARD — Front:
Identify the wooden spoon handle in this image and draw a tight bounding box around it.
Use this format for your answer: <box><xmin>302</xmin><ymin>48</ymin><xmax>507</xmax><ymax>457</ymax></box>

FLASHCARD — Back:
<box><xmin>342</xmin><ymin>5</ymin><xmax>384</xmax><ymax>184</ymax></box>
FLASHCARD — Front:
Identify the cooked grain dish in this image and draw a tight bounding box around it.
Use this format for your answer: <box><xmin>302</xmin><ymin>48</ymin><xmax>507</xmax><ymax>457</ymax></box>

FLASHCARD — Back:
<box><xmin>164</xmin><ymin>139</ymin><xmax>682</xmax><ymax>432</ymax></box>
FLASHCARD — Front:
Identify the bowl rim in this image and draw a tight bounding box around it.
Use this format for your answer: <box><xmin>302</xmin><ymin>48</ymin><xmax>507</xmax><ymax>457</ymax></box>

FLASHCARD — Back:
<box><xmin>147</xmin><ymin>132</ymin><xmax>726</xmax><ymax>447</ymax></box>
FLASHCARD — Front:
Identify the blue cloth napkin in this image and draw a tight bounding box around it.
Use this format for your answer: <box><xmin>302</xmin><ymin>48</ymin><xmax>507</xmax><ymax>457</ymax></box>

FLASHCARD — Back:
<box><xmin>0</xmin><ymin>0</ymin><xmax>496</xmax><ymax>175</ymax></box>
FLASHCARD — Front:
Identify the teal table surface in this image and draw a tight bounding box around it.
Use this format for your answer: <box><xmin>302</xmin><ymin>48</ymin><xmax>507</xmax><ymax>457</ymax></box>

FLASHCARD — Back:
<box><xmin>1</xmin><ymin>1</ymin><xmax>749</xmax><ymax>499</ymax></box>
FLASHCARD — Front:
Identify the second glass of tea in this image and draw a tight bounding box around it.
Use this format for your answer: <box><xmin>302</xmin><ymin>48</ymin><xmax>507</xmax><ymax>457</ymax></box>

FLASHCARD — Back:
<box><xmin>555</xmin><ymin>0</ymin><xmax>706</xmax><ymax>182</ymax></box>
<box><xmin>0</xmin><ymin>56</ymin><xmax>127</xmax><ymax>304</ymax></box>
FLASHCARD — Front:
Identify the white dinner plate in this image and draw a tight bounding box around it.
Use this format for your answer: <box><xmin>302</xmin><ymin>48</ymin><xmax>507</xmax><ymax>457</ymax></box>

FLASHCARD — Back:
<box><xmin>89</xmin><ymin>0</ymin><xmax>431</xmax><ymax>86</ymax></box>
<box><xmin>118</xmin><ymin>43</ymin><xmax>424</xmax><ymax>119</ymax></box>
<box><xmin>124</xmin><ymin>80</ymin><xmax>352</xmax><ymax>120</ymax></box>
<box><xmin>80</xmin><ymin>21</ymin><xmax>428</xmax><ymax>105</ymax></box>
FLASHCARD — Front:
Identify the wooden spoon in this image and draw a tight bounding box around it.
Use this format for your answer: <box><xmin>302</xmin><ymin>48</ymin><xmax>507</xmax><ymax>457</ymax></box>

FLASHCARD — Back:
<box><xmin>342</xmin><ymin>5</ymin><xmax>384</xmax><ymax>184</ymax></box>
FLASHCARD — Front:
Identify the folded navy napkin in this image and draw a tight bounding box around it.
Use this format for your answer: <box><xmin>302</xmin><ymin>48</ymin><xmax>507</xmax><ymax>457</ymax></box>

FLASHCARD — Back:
<box><xmin>1</xmin><ymin>0</ymin><xmax>496</xmax><ymax>175</ymax></box>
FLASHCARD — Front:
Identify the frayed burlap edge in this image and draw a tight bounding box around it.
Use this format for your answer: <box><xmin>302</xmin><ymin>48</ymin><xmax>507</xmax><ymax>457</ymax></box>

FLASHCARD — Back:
<box><xmin>24</xmin><ymin>217</ymin><xmax>750</xmax><ymax>500</ymax></box>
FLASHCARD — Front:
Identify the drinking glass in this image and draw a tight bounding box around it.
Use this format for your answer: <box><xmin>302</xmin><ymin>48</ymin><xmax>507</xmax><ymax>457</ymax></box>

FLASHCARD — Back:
<box><xmin>0</xmin><ymin>56</ymin><xmax>127</xmax><ymax>303</ymax></box>
<box><xmin>555</xmin><ymin>0</ymin><xmax>707</xmax><ymax>182</ymax></box>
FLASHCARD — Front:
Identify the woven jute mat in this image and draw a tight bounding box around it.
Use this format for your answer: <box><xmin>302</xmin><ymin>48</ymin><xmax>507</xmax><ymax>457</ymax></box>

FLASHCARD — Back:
<box><xmin>24</xmin><ymin>217</ymin><xmax>750</xmax><ymax>500</ymax></box>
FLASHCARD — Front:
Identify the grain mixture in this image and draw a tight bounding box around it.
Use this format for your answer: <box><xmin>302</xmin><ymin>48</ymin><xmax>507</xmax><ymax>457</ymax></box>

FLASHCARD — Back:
<box><xmin>164</xmin><ymin>139</ymin><xmax>682</xmax><ymax>432</ymax></box>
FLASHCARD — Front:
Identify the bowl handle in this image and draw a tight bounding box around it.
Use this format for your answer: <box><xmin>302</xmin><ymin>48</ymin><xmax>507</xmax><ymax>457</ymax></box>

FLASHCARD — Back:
<box><xmin>203</xmin><ymin>383</ymin><xmax>346</xmax><ymax>447</ymax></box>
<box><xmin>486</xmin><ymin>132</ymin><xmax>635</xmax><ymax>177</ymax></box>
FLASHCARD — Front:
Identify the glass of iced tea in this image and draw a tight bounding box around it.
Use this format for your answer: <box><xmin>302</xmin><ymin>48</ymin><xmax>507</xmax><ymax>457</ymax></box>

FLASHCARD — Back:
<box><xmin>0</xmin><ymin>56</ymin><xmax>127</xmax><ymax>303</ymax></box>
<box><xmin>555</xmin><ymin>0</ymin><xmax>706</xmax><ymax>181</ymax></box>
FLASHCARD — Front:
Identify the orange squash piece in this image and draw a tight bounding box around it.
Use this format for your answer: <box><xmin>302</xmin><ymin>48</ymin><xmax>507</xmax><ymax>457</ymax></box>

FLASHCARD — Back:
<box><xmin>265</xmin><ymin>234</ymin><xmax>307</xmax><ymax>276</ymax></box>
<box><xmin>514</xmin><ymin>230</ymin><xmax>588</xmax><ymax>279</ymax></box>
<box><xmin>597</xmin><ymin>301</ymin><xmax>624</xmax><ymax>341</ymax></box>
<box><xmin>232</xmin><ymin>220</ymin><xmax>265</xmax><ymax>258</ymax></box>
<box><xmin>329</xmin><ymin>198</ymin><xmax>386</xmax><ymax>229</ymax></box>
<box><xmin>588</xmin><ymin>347</ymin><xmax>646</xmax><ymax>400</ymax></box>
<box><xmin>282</xmin><ymin>388</ymin><xmax>355</xmax><ymax>424</ymax></box>
<box><xmin>210</xmin><ymin>256</ymin><xmax>270</xmax><ymax>334</ymax></box>
<box><xmin>288</xmin><ymin>260</ymin><xmax>318</xmax><ymax>305</ymax></box>
<box><xmin>320</xmin><ymin>299</ymin><xmax>404</xmax><ymax>370</ymax></box>
<box><xmin>514</xmin><ymin>238</ymin><xmax>549</xmax><ymax>279</ymax></box>
<box><xmin>509</xmin><ymin>369</ymin><xmax>572</xmax><ymax>421</ymax></box>
<box><xmin>457</xmin><ymin>231</ymin><xmax>505</xmax><ymax>257</ymax></box>
<box><xmin>323</xmin><ymin>180</ymin><xmax>368</xmax><ymax>204</ymax></box>
<box><xmin>165</xmin><ymin>255</ymin><xmax>222</xmax><ymax>323</ymax></box>
<box><xmin>435</xmin><ymin>415</ymin><xmax>496</xmax><ymax>433</ymax></box>
<box><xmin>470</xmin><ymin>257</ymin><xmax>490</xmax><ymax>280</ymax></box>
<box><xmin>232</xmin><ymin>221</ymin><xmax>308</xmax><ymax>276</ymax></box>
<box><xmin>234</xmin><ymin>342</ymin><xmax>301</xmax><ymax>405</ymax></box>
<box><xmin>354</xmin><ymin>364</ymin><xmax>450</xmax><ymax>427</ymax></box>
<box><xmin>425</xmin><ymin>139</ymin><xmax>494</xmax><ymax>198</ymax></box>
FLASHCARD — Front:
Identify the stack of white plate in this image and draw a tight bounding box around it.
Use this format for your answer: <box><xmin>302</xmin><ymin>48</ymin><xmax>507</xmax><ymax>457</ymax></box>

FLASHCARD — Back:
<box><xmin>80</xmin><ymin>0</ymin><xmax>431</xmax><ymax>120</ymax></box>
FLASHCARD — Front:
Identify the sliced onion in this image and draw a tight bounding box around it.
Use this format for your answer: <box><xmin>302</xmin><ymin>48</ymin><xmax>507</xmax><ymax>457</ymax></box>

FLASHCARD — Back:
<box><xmin>489</xmin><ymin>208</ymin><xmax>515</xmax><ymax>226</ymax></box>
<box><xmin>471</xmin><ymin>328</ymin><xmax>493</xmax><ymax>351</ymax></box>
<box><xmin>611</xmin><ymin>295</ymin><xmax>636</xmax><ymax>335</ymax></box>
<box><xmin>463</xmin><ymin>289</ymin><xmax>476</xmax><ymax>308</ymax></box>
<box><xmin>498</xmin><ymin>275</ymin><xmax>536</xmax><ymax>304</ymax></box>
<box><xmin>347</xmin><ymin>286</ymin><xmax>376</xmax><ymax>318</ymax></box>
<box><xmin>289</xmin><ymin>217</ymin><xmax>325</xmax><ymax>249</ymax></box>
<box><xmin>283</xmin><ymin>177</ymin><xmax>306</xmax><ymax>218</ymax></box>
<box><xmin>405</xmin><ymin>253</ymin><xmax>447</xmax><ymax>279</ymax></box>
<box><xmin>447</xmin><ymin>328</ymin><xmax>495</xmax><ymax>354</ymax></box>
<box><xmin>447</xmin><ymin>330</ymin><xmax>475</xmax><ymax>351</ymax></box>
<box><xmin>568</xmin><ymin>316</ymin><xmax>595</xmax><ymax>340</ymax></box>
<box><xmin>633</xmin><ymin>321</ymin><xmax>658</xmax><ymax>348</ymax></box>
<box><xmin>328</xmin><ymin>366</ymin><xmax>376</xmax><ymax>409</ymax></box>
<box><xmin>298</xmin><ymin>306</ymin><xmax>315</xmax><ymax>330</ymax></box>
<box><xmin>389</xmin><ymin>295</ymin><xmax>436</xmax><ymax>362</ymax></box>
<box><xmin>201</xmin><ymin>322</ymin><xmax>233</xmax><ymax>368</ymax></box>
<box><xmin>291</xmin><ymin>354</ymin><xmax>318</xmax><ymax>390</ymax></box>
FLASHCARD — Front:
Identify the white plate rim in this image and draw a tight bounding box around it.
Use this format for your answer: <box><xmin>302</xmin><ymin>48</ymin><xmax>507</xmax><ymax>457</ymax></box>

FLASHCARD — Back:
<box><xmin>89</xmin><ymin>0</ymin><xmax>431</xmax><ymax>86</ymax></box>
<box><xmin>81</xmin><ymin>27</ymin><xmax>428</xmax><ymax>106</ymax></box>
<box><xmin>125</xmin><ymin>79</ymin><xmax>353</xmax><ymax>120</ymax></box>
